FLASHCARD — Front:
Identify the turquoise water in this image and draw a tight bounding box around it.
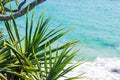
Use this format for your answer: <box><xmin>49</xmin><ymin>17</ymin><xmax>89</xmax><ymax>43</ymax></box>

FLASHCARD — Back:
<box><xmin>2</xmin><ymin>0</ymin><xmax>120</xmax><ymax>60</ymax></box>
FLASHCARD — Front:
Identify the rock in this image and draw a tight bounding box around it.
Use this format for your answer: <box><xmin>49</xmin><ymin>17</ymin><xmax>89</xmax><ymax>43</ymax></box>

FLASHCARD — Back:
<box><xmin>111</xmin><ymin>69</ymin><xmax>120</xmax><ymax>74</ymax></box>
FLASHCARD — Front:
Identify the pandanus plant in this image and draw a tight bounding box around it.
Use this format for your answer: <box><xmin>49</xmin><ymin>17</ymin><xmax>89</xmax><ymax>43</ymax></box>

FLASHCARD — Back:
<box><xmin>0</xmin><ymin>29</ymin><xmax>3</xmax><ymax>38</ymax></box>
<box><xmin>0</xmin><ymin>12</ymin><xmax>80</xmax><ymax>80</ymax></box>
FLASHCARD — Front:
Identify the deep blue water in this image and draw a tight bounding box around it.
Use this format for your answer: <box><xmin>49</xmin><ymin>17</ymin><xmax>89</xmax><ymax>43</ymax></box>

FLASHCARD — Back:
<box><xmin>1</xmin><ymin>0</ymin><xmax>120</xmax><ymax>60</ymax></box>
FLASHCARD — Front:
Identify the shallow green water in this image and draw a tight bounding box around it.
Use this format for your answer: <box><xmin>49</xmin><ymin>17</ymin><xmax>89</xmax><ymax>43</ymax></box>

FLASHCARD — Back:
<box><xmin>1</xmin><ymin>0</ymin><xmax>120</xmax><ymax>60</ymax></box>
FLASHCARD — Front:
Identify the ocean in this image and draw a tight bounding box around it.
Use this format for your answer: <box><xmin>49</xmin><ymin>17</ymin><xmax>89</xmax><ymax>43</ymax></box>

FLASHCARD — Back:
<box><xmin>1</xmin><ymin>0</ymin><xmax>120</xmax><ymax>60</ymax></box>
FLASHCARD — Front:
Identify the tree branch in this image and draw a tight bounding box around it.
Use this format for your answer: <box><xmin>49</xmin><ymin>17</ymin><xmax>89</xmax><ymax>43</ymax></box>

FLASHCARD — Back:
<box><xmin>4</xmin><ymin>0</ymin><xmax>27</xmax><ymax>12</ymax></box>
<box><xmin>0</xmin><ymin>0</ymin><xmax>46</xmax><ymax>21</ymax></box>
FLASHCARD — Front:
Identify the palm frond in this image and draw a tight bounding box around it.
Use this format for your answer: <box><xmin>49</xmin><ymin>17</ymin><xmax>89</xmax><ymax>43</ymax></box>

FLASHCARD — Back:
<box><xmin>0</xmin><ymin>12</ymin><xmax>81</xmax><ymax>80</ymax></box>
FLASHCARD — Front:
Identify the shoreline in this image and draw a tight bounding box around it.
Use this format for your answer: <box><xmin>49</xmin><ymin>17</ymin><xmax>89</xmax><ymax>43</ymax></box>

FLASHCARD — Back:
<box><xmin>60</xmin><ymin>57</ymin><xmax>120</xmax><ymax>80</ymax></box>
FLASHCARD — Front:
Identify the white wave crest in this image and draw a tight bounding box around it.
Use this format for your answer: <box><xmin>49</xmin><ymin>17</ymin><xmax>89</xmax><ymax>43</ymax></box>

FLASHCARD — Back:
<box><xmin>59</xmin><ymin>57</ymin><xmax>120</xmax><ymax>80</ymax></box>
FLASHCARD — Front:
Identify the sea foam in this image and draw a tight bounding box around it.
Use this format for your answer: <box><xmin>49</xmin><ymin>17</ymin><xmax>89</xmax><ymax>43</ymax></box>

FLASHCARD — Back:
<box><xmin>59</xmin><ymin>57</ymin><xmax>120</xmax><ymax>80</ymax></box>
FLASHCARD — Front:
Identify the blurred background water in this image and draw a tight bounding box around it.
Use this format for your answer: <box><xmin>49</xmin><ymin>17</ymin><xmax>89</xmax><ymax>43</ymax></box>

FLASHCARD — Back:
<box><xmin>1</xmin><ymin>0</ymin><xmax>120</xmax><ymax>60</ymax></box>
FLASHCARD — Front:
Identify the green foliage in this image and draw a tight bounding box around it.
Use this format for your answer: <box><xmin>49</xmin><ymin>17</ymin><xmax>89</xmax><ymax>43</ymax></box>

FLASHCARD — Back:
<box><xmin>0</xmin><ymin>29</ymin><xmax>3</xmax><ymax>42</ymax></box>
<box><xmin>0</xmin><ymin>12</ymin><xmax>80</xmax><ymax>80</ymax></box>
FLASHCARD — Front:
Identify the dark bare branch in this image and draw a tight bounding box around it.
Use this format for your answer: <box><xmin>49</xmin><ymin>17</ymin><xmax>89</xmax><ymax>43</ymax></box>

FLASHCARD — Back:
<box><xmin>4</xmin><ymin>0</ymin><xmax>26</xmax><ymax>12</ymax></box>
<box><xmin>0</xmin><ymin>0</ymin><xmax>46</xmax><ymax>21</ymax></box>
